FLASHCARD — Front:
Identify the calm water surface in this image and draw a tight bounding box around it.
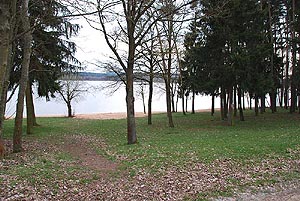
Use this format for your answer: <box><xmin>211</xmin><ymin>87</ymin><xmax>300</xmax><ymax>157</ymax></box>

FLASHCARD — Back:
<box><xmin>5</xmin><ymin>81</ymin><xmax>219</xmax><ymax>117</ymax></box>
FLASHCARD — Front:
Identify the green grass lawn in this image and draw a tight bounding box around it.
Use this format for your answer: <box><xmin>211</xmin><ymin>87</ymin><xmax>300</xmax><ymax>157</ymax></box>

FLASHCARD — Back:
<box><xmin>1</xmin><ymin>108</ymin><xmax>300</xmax><ymax>199</ymax></box>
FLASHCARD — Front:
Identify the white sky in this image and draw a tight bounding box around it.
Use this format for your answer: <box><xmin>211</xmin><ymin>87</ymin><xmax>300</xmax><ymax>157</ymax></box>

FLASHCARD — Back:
<box><xmin>71</xmin><ymin>19</ymin><xmax>111</xmax><ymax>72</ymax></box>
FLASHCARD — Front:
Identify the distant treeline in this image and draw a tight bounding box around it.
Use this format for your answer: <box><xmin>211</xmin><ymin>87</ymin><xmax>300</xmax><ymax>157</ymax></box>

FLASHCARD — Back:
<box><xmin>77</xmin><ymin>72</ymin><xmax>118</xmax><ymax>81</ymax></box>
<box><xmin>77</xmin><ymin>72</ymin><xmax>165</xmax><ymax>83</ymax></box>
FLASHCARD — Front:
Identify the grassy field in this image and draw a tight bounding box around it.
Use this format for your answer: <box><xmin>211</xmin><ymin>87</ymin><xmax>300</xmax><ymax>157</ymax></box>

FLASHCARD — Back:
<box><xmin>1</xmin><ymin>109</ymin><xmax>300</xmax><ymax>200</ymax></box>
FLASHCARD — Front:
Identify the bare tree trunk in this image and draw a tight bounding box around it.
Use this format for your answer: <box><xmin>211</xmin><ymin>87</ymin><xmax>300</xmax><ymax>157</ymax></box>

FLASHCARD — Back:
<box><xmin>220</xmin><ymin>88</ymin><xmax>224</xmax><ymax>120</ymax></box>
<box><xmin>141</xmin><ymin>85</ymin><xmax>146</xmax><ymax>114</ymax></box>
<box><xmin>148</xmin><ymin>72</ymin><xmax>153</xmax><ymax>125</ymax></box>
<box><xmin>238</xmin><ymin>87</ymin><xmax>244</xmax><ymax>121</ymax></box>
<box><xmin>185</xmin><ymin>94</ymin><xmax>188</xmax><ymax>113</ymax></box>
<box><xmin>268</xmin><ymin>1</ymin><xmax>276</xmax><ymax>113</ymax></box>
<box><xmin>249</xmin><ymin>94</ymin><xmax>252</xmax><ymax>110</ymax></box>
<box><xmin>147</xmin><ymin>55</ymin><xmax>154</xmax><ymax>125</ymax></box>
<box><xmin>126</xmin><ymin>71</ymin><xmax>137</xmax><ymax>144</ymax></box>
<box><xmin>255</xmin><ymin>95</ymin><xmax>259</xmax><ymax>116</ymax></box>
<box><xmin>165</xmin><ymin>18</ymin><xmax>174</xmax><ymax>128</ymax></box>
<box><xmin>191</xmin><ymin>88</ymin><xmax>195</xmax><ymax>114</ymax></box>
<box><xmin>182</xmin><ymin>90</ymin><xmax>186</xmax><ymax>115</ymax></box>
<box><xmin>260</xmin><ymin>95</ymin><xmax>265</xmax><ymax>114</ymax></box>
<box><xmin>234</xmin><ymin>86</ymin><xmax>237</xmax><ymax>117</ymax></box>
<box><xmin>171</xmin><ymin>83</ymin><xmax>176</xmax><ymax>113</ymax></box>
<box><xmin>67</xmin><ymin>102</ymin><xmax>72</xmax><ymax>117</ymax></box>
<box><xmin>290</xmin><ymin>0</ymin><xmax>297</xmax><ymax>114</ymax></box>
<box><xmin>0</xmin><ymin>0</ymin><xmax>12</xmax><ymax>158</ymax></box>
<box><xmin>227</xmin><ymin>87</ymin><xmax>233</xmax><ymax>126</ymax></box>
<box><xmin>284</xmin><ymin>38</ymin><xmax>289</xmax><ymax>110</ymax></box>
<box><xmin>165</xmin><ymin>79</ymin><xmax>174</xmax><ymax>127</ymax></box>
<box><xmin>26</xmin><ymin>82</ymin><xmax>33</xmax><ymax>134</ymax></box>
<box><xmin>126</xmin><ymin>17</ymin><xmax>137</xmax><ymax>143</ymax></box>
<box><xmin>284</xmin><ymin>2</ymin><xmax>290</xmax><ymax>110</ymax></box>
<box><xmin>211</xmin><ymin>93</ymin><xmax>215</xmax><ymax>116</ymax></box>
<box><xmin>13</xmin><ymin>0</ymin><xmax>32</xmax><ymax>153</ymax></box>
<box><xmin>242</xmin><ymin>91</ymin><xmax>246</xmax><ymax>110</ymax></box>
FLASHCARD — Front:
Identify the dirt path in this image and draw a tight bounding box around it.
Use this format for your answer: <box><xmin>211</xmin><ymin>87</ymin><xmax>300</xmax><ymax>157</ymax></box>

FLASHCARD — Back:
<box><xmin>62</xmin><ymin>135</ymin><xmax>117</xmax><ymax>174</ymax></box>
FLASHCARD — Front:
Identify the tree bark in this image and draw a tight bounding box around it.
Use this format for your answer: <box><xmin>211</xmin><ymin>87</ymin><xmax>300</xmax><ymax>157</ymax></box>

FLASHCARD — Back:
<box><xmin>26</xmin><ymin>82</ymin><xmax>34</xmax><ymax>134</ymax></box>
<box><xmin>191</xmin><ymin>88</ymin><xmax>195</xmax><ymax>114</ymax></box>
<box><xmin>211</xmin><ymin>93</ymin><xmax>215</xmax><ymax>116</ymax></box>
<box><xmin>141</xmin><ymin>85</ymin><xmax>146</xmax><ymax>114</ymax></box>
<box><xmin>147</xmin><ymin>48</ymin><xmax>154</xmax><ymax>125</ymax></box>
<box><xmin>260</xmin><ymin>95</ymin><xmax>265</xmax><ymax>114</ymax></box>
<box><xmin>182</xmin><ymin>89</ymin><xmax>185</xmax><ymax>115</ymax></box>
<box><xmin>165</xmin><ymin>17</ymin><xmax>174</xmax><ymax>128</ymax></box>
<box><xmin>126</xmin><ymin>10</ymin><xmax>137</xmax><ymax>143</ymax></box>
<box><xmin>126</xmin><ymin>70</ymin><xmax>137</xmax><ymax>144</ymax></box>
<box><xmin>171</xmin><ymin>84</ymin><xmax>175</xmax><ymax>113</ymax></box>
<box><xmin>227</xmin><ymin>87</ymin><xmax>233</xmax><ymax>126</ymax></box>
<box><xmin>148</xmin><ymin>70</ymin><xmax>153</xmax><ymax>125</ymax></box>
<box><xmin>233</xmin><ymin>86</ymin><xmax>237</xmax><ymax>117</ymax></box>
<box><xmin>238</xmin><ymin>87</ymin><xmax>244</xmax><ymax>121</ymax></box>
<box><xmin>255</xmin><ymin>95</ymin><xmax>259</xmax><ymax>116</ymax></box>
<box><xmin>242</xmin><ymin>91</ymin><xmax>246</xmax><ymax>110</ymax></box>
<box><xmin>67</xmin><ymin>102</ymin><xmax>72</xmax><ymax>117</ymax></box>
<box><xmin>220</xmin><ymin>87</ymin><xmax>224</xmax><ymax>120</ymax></box>
<box><xmin>284</xmin><ymin>1</ymin><xmax>290</xmax><ymax>110</ymax></box>
<box><xmin>13</xmin><ymin>0</ymin><xmax>32</xmax><ymax>153</ymax></box>
<box><xmin>268</xmin><ymin>1</ymin><xmax>276</xmax><ymax>113</ymax></box>
<box><xmin>290</xmin><ymin>0</ymin><xmax>297</xmax><ymax>114</ymax></box>
<box><xmin>0</xmin><ymin>0</ymin><xmax>12</xmax><ymax>158</ymax></box>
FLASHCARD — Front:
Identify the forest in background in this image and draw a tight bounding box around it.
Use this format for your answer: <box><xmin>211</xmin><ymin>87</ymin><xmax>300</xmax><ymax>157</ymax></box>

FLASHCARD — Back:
<box><xmin>0</xmin><ymin>0</ymin><xmax>299</xmax><ymax>154</ymax></box>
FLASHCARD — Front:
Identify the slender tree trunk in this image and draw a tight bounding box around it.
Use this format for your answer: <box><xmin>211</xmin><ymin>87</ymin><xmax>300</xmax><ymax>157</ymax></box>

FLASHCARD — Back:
<box><xmin>238</xmin><ymin>87</ymin><xmax>244</xmax><ymax>121</ymax></box>
<box><xmin>127</xmin><ymin>25</ymin><xmax>137</xmax><ymax>144</ymax></box>
<box><xmin>67</xmin><ymin>102</ymin><xmax>72</xmax><ymax>117</ymax></box>
<box><xmin>222</xmin><ymin>87</ymin><xmax>228</xmax><ymax>119</ymax></box>
<box><xmin>191</xmin><ymin>88</ymin><xmax>195</xmax><ymax>114</ymax></box>
<box><xmin>166</xmin><ymin>18</ymin><xmax>174</xmax><ymax>128</ymax></box>
<box><xmin>290</xmin><ymin>0</ymin><xmax>297</xmax><ymax>114</ymax></box>
<box><xmin>227</xmin><ymin>87</ymin><xmax>233</xmax><ymax>126</ymax></box>
<box><xmin>255</xmin><ymin>95</ymin><xmax>259</xmax><ymax>116</ymax></box>
<box><xmin>234</xmin><ymin>86</ymin><xmax>237</xmax><ymax>117</ymax></box>
<box><xmin>141</xmin><ymin>85</ymin><xmax>146</xmax><ymax>114</ymax></box>
<box><xmin>182</xmin><ymin>90</ymin><xmax>185</xmax><ymax>115</ymax></box>
<box><xmin>242</xmin><ymin>91</ymin><xmax>246</xmax><ymax>110</ymax></box>
<box><xmin>284</xmin><ymin>3</ymin><xmax>290</xmax><ymax>110</ymax></box>
<box><xmin>126</xmin><ymin>69</ymin><xmax>137</xmax><ymax>144</ymax></box>
<box><xmin>185</xmin><ymin>94</ymin><xmax>188</xmax><ymax>113</ymax></box>
<box><xmin>220</xmin><ymin>88</ymin><xmax>224</xmax><ymax>120</ymax></box>
<box><xmin>268</xmin><ymin>1</ymin><xmax>276</xmax><ymax>113</ymax></box>
<box><xmin>249</xmin><ymin>95</ymin><xmax>252</xmax><ymax>110</ymax></box>
<box><xmin>211</xmin><ymin>93</ymin><xmax>215</xmax><ymax>116</ymax></box>
<box><xmin>175</xmin><ymin>94</ymin><xmax>178</xmax><ymax>112</ymax></box>
<box><xmin>171</xmin><ymin>87</ymin><xmax>175</xmax><ymax>113</ymax></box>
<box><xmin>13</xmin><ymin>0</ymin><xmax>32</xmax><ymax>152</ymax></box>
<box><xmin>26</xmin><ymin>82</ymin><xmax>34</xmax><ymax>134</ymax></box>
<box><xmin>148</xmin><ymin>67</ymin><xmax>153</xmax><ymax>125</ymax></box>
<box><xmin>0</xmin><ymin>0</ymin><xmax>13</xmax><ymax>158</ymax></box>
<box><xmin>260</xmin><ymin>95</ymin><xmax>265</xmax><ymax>114</ymax></box>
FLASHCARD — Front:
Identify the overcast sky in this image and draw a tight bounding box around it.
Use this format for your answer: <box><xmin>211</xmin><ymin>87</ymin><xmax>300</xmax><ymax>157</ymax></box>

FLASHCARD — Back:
<box><xmin>71</xmin><ymin>19</ymin><xmax>111</xmax><ymax>72</ymax></box>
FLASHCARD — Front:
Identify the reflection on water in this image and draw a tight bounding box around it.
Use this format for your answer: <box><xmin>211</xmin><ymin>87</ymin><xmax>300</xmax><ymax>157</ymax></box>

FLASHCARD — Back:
<box><xmin>5</xmin><ymin>81</ymin><xmax>219</xmax><ymax>117</ymax></box>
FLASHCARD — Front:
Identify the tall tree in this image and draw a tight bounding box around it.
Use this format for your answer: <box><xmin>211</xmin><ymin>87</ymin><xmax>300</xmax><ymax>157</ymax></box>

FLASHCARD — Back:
<box><xmin>0</xmin><ymin>0</ymin><xmax>16</xmax><ymax>157</ymax></box>
<box><xmin>70</xmin><ymin>0</ymin><xmax>195</xmax><ymax>143</ymax></box>
<box><xmin>8</xmin><ymin>0</ymin><xmax>80</xmax><ymax>134</ymax></box>
<box><xmin>13</xmin><ymin>0</ymin><xmax>32</xmax><ymax>152</ymax></box>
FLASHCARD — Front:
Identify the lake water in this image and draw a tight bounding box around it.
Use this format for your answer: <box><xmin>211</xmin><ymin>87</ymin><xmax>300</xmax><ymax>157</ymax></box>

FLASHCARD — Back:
<box><xmin>5</xmin><ymin>81</ymin><xmax>220</xmax><ymax>117</ymax></box>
